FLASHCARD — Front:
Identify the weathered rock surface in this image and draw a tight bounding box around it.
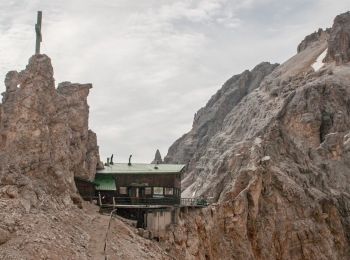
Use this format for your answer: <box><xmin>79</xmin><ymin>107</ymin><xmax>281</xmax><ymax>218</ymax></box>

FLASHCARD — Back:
<box><xmin>164</xmin><ymin>61</ymin><xmax>279</xmax><ymax>188</ymax></box>
<box><xmin>325</xmin><ymin>11</ymin><xmax>350</xmax><ymax>65</ymax></box>
<box><xmin>163</xmin><ymin>12</ymin><xmax>350</xmax><ymax>259</ymax></box>
<box><xmin>297</xmin><ymin>28</ymin><xmax>330</xmax><ymax>53</ymax></box>
<box><xmin>0</xmin><ymin>55</ymin><xmax>169</xmax><ymax>259</ymax></box>
<box><xmin>151</xmin><ymin>149</ymin><xmax>163</xmax><ymax>164</ymax></box>
<box><xmin>0</xmin><ymin>55</ymin><xmax>100</xmax><ymax>193</ymax></box>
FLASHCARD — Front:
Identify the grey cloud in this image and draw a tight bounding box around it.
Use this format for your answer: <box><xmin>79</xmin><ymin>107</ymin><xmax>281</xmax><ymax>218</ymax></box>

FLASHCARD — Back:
<box><xmin>1</xmin><ymin>0</ymin><xmax>350</xmax><ymax>162</ymax></box>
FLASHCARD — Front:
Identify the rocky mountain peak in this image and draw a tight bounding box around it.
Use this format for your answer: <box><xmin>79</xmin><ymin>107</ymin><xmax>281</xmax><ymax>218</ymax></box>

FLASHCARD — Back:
<box><xmin>0</xmin><ymin>55</ymin><xmax>166</xmax><ymax>259</ymax></box>
<box><xmin>324</xmin><ymin>11</ymin><xmax>350</xmax><ymax>65</ymax></box>
<box><xmin>164</xmin><ymin>61</ymin><xmax>278</xmax><ymax>175</ymax></box>
<box><xmin>297</xmin><ymin>28</ymin><xmax>330</xmax><ymax>53</ymax></box>
<box><xmin>151</xmin><ymin>149</ymin><xmax>163</xmax><ymax>164</ymax></box>
<box><xmin>163</xmin><ymin>12</ymin><xmax>350</xmax><ymax>259</ymax></box>
<box><xmin>0</xmin><ymin>54</ymin><xmax>100</xmax><ymax>201</ymax></box>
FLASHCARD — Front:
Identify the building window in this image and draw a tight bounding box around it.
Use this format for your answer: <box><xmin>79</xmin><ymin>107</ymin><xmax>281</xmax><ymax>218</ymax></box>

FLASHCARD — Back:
<box><xmin>164</xmin><ymin>187</ymin><xmax>173</xmax><ymax>195</ymax></box>
<box><xmin>145</xmin><ymin>187</ymin><xmax>152</xmax><ymax>195</ymax></box>
<box><xmin>119</xmin><ymin>187</ymin><xmax>127</xmax><ymax>195</ymax></box>
<box><xmin>153</xmin><ymin>187</ymin><xmax>163</xmax><ymax>196</ymax></box>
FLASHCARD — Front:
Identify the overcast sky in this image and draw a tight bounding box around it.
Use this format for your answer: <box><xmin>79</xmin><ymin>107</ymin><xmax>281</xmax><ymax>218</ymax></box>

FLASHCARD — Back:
<box><xmin>0</xmin><ymin>0</ymin><xmax>349</xmax><ymax>163</ymax></box>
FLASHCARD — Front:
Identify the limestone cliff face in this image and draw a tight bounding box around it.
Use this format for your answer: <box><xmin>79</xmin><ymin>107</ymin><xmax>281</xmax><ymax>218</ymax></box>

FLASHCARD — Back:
<box><xmin>325</xmin><ymin>11</ymin><xmax>350</xmax><ymax>65</ymax></box>
<box><xmin>0</xmin><ymin>54</ymin><xmax>100</xmax><ymax>258</ymax></box>
<box><xmin>0</xmin><ymin>55</ymin><xmax>100</xmax><ymax>198</ymax></box>
<box><xmin>163</xmin><ymin>12</ymin><xmax>350</xmax><ymax>259</ymax></box>
<box><xmin>164</xmin><ymin>62</ymin><xmax>278</xmax><ymax>191</ymax></box>
<box><xmin>0</xmin><ymin>55</ymin><xmax>167</xmax><ymax>260</ymax></box>
<box><xmin>297</xmin><ymin>28</ymin><xmax>330</xmax><ymax>53</ymax></box>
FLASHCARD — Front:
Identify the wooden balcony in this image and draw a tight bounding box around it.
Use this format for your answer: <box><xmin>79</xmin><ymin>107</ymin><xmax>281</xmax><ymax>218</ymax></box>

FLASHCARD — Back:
<box><xmin>111</xmin><ymin>196</ymin><xmax>180</xmax><ymax>206</ymax></box>
<box><xmin>98</xmin><ymin>195</ymin><xmax>214</xmax><ymax>209</ymax></box>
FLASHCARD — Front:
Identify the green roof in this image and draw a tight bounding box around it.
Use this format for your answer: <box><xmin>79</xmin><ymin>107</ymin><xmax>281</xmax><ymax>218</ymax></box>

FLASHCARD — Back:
<box><xmin>96</xmin><ymin>163</ymin><xmax>185</xmax><ymax>175</ymax></box>
<box><xmin>94</xmin><ymin>175</ymin><xmax>116</xmax><ymax>191</ymax></box>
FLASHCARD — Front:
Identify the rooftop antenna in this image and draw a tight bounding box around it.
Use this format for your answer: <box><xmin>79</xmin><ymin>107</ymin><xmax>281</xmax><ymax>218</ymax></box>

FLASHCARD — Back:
<box><xmin>128</xmin><ymin>154</ymin><xmax>132</xmax><ymax>166</ymax></box>
<box><xmin>35</xmin><ymin>11</ymin><xmax>43</xmax><ymax>54</ymax></box>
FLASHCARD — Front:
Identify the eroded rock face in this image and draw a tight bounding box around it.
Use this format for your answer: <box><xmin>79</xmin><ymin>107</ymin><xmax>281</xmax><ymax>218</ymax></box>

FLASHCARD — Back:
<box><xmin>151</xmin><ymin>149</ymin><xmax>163</xmax><ymax>164</ymax></box>
<box><xmin>164</xmin><ymin>62</ymin><xmax>278</xmax><ymax>191</ymax></box>
<box><xmin>0</xmin><ymin>55</ymin><xmax>169</xmax><ymax>260</ymax></box>
<box><xmin>297</xmin><ymin>28</ymin><xmax>330</xmax><ymax>53</ymax></box>
<box><xmin>0</xmin><ymin>55</ymin><xmax>100</xmax><ymax>196</ymax></box>
<box><xmin>0</xmin><ymin>54</ymin><xmax>101</xmax><ymax>255</ymax></box>
<box><xmin>325</xmin><ymin>11</ymin><xmax>350</xmax><ymax>65</ymax></box>
<box><xmin>163</xmin><ymin>12</ymin><xmax>350</xmax><ymax>260</ymax></box>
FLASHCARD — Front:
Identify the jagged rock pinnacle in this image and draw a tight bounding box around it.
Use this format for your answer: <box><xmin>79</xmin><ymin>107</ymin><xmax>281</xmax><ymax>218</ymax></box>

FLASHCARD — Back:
<box><xmin>324</xmin><ymin>11</ymin><xmax>350</xmax><ymax>65</ymax></box>
<box><xmin>151</xmin><ymin>149</ymin><xmax>163</xmax><ymax>164</ymax></box>
<box><xmin>0</xmin><ymin>54</ymin><xmax>100</xmax><ymax>199</ymax></box>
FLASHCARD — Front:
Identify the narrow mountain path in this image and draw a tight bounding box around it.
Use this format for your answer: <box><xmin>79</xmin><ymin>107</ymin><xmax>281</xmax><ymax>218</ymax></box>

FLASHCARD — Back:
<box><xmin>85</xmin><ymin>206</ymin><xmax>109</xmax><ymax>260</ymax></box>
<box><xmin>83</xmin><ymin>203</ymin><xmax>171</xmax><ymax>260</ymax></box>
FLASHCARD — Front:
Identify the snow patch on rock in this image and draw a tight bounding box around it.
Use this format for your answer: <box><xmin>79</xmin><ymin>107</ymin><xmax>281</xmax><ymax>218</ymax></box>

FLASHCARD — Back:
<box><xmin>312</xmin><ymin>48</ymin><xmax>327</xmax><ymax>71</ymax></box>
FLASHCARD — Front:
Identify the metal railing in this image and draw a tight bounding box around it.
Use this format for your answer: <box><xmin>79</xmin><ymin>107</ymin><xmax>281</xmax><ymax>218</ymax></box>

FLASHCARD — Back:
<box><xmin>180</xmin><ymin>197</ymin><xmax>212</xmax><ymax>206</ymax></box>
<box><xmin>112</xmin><ymin>196</ymin><xmax>180</xmax><ymax>205</ymax></box>
<box><xmin>97</xmin><ymin>194</ymin><xmax>214</xmax><ymax>208</ymax></box>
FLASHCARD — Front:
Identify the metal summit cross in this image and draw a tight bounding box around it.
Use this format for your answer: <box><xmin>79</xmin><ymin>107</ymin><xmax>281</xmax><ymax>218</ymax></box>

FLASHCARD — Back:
<box><xmin>35</xmin><ymin>11</ymin><xmax>42</xmax><ymax>54</ymax></box>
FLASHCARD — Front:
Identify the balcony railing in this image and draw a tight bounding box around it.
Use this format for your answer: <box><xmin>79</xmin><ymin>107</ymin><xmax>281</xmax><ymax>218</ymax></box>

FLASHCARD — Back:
<box><xmin>180</xmin><ymin>197</ymin><xmax>213</xmax><ymax>206</ymax></box>
<box><xmin>97</xmin><ymin>194</ymin><xmax>214</xmax><ymax>208</ymax></box>
<box><xmin>112</xmin><ymin>196</ymin><xmax>180</xmax><ymax>206</ymax></box>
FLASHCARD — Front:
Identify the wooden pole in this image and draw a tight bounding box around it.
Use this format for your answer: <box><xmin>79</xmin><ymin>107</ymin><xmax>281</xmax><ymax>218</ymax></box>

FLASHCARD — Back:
<box><xmin>98</xmin><ymin>192</ymin><xmax>102</xmax><ymax>206</ymax></box>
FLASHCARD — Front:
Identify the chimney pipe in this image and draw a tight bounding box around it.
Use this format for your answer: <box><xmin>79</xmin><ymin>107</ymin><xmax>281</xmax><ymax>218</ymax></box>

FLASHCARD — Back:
<box><xmin>128</xmin><ymin>155</ymin><xmax>132</xmax><ymax>166</ymax></box>
<box><xmin>104</xmin><ymin>158</ymin><xmax>110</xmax><ymax>166</ymax></box>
